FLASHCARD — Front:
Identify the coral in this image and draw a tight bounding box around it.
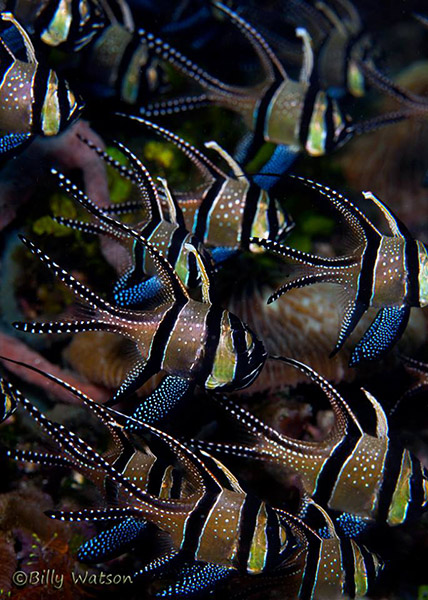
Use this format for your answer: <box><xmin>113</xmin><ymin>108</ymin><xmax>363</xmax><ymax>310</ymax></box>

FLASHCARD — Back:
<box><xmin>0</xmin><ymin>487</ymin><xmax>92</xmax><ymax>600</ymax></box>
<box><xmin>0</xmin><ymin>333</ymin><xmax>109</xmax><ymax>405</ymax></box>
<box><xmin>0</xmin><ymin>120</ymin><xmax>110</xmax><ymax>231</ymax></box>
<box><xmin>227</xmin><ymin>281</ymin><xmax>427</xmax><ymax>391</ymax></box>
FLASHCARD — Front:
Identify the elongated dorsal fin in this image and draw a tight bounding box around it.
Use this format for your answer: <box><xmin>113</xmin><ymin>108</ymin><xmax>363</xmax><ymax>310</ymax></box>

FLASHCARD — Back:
<box><xmin>360</xmin><ymin>388</ymin><xmax>389</xmax><ymax>439</ymax></box>
<box><xmin>0</xmin><ymin>12</ymin><xmax>37</xmax><ymax>63</ymax></box>
<box><xmin>0</xmin><ymin>359</ymin><xmax>130</xmax><ymax>456</ymax></box>
<box><xmin>0</xmin><ymin>356</ymin><xmax>221</xmax><ymax>499</ymax></box>
<box><xmin>111</xmin><ymin>139</ymin><xmax>164</xmax><ymax>226</ymax></box>
<box><xmin>157</xmin><ymin>177</ymin><xmax>185</xmax><ymax>227</ymax></box>
<box><xmin>184</xmin><ymin>242</ymin><xmax>212</xmax><ymax>303</ymax></box>
<box><xmin>51</xmin><ymin>169</ymin><xmax>189</xmax><ymax>305</ymax></box>
<box><xmin>3</xmin><ymin>366</ymin><xmax>218</xmax><ymax>511</ymax></box>
<box><xmin>77</xmin><ymin>135</ymin><xmax>163</xmax><ymax>225</ymax></box>
<box><xmin>362</xmin><ymin>191</ymin><xmax>411</xmax><ymax>240</ymax></box>
<box><xmin>290</xmin><ymin>175</ymin><xmax>383</xmax><ymax>242</ymax></box>
<box><xmin>115</xmin><ymin>114</ymin><xmax>225</xmax><ymax>181</ymax></box>
<box><xmin>295</xmin><ymin>27</ymin><xmax>314</xmax><ymax>85</ymax></box>
<box><xmin>271</xmin><ymin>356</ymin><xmax>364</xmax><ymax>441</ymax></box>
<box><xmin>199</xmin><ymin>450</ymin><xmax>245</xmax><ymax>494</ymax></box>
<box><xmin>204</xmin><ymin>141</ymin><xmax>246</xmax><ymax>180</ymax></box>
<box><xmin>213</xmin><ymin>2</ymin><xmax>287</xmax><ymax>83</ymax></box>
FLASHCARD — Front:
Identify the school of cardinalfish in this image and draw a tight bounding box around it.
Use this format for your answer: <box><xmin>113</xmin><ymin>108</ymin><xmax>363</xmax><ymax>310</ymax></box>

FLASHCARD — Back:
<box><xmin>0</xmin><ymin>1</ymin><xmax>428</xmax><ymax>598</ymax></box>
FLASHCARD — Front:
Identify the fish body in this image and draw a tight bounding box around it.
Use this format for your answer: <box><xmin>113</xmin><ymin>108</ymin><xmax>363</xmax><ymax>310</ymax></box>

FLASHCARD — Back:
<box><xmin>13</xmin><ymin>208</ymin><xmax>267</xmax><ymax>400</ymax></box>
<box><xmin>3</xmin><ymin>369</ymin><xmax>382</xmax><ymax>597</ymax></box>
<box><xmin>0</xmin><ymin>0</ymin><xmax>107</xmax><ymax>51</ymax></box>
<box><xmin>138</xmin><ymin>3</ymin><xmax>349</xmax><ymax>161</ymax></box>
<box><xmin>254</xmin><ymin>179</ymin><xmax>428</xmax><ymax>364</ymax></box>
<box><xmin>0</xmin><ymin>11</ymin><xmax>82</xmax><ymax>151</ymax></box>
<box><xmin>276</xmin><ymin>0</ymin><xmax>369</xmax><ymax>98</ymax></box>
<box><xmin>3</xmin><ymin>0</ymin><xmax>164</xmax><ymax>104</ymax></box>
<box><xmin>3</xmin><ymin>373</ymin><xmax>293</xmax><ymax>576</ymax></box>
<box><xmin>114</xmin><ymin>116</ymin><xmax>293</xmax><ymax>254</ymax></box>
<box><xmin>55</xmin><ymin>139</ymin><xmax>215</xmax><ymax>295</ymax></box>
<box><xmin>0</xmin><ymin>376</ymin><xmax>16</xmax><ymax>422</ymax></box>
<box><xmin>82</xmin><ymin>21</ymin><xmax>163</xmax><ymax>104</ymax></box>
<box><xmin>196</xmin><ymin>358</ymin><xmax>428</xmax><ymax>527</ymax></box>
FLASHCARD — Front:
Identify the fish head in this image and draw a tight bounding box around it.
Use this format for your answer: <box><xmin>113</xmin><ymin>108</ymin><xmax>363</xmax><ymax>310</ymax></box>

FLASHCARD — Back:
<box><xmin>41</xmin><ymin>73</ymin><xmax>84</xmax><ymax>136</ymax></box>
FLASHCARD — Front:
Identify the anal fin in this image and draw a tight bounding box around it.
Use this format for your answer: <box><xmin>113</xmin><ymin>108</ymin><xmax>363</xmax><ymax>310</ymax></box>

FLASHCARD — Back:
<box><xmin>108</xmin><ymin>359</ymin><xmax>152</xmax><ymax>405</ymax></box>
<box><xmin>349</xmin><ymin>305</ymin><xmax>410</xmax><ymax>366</ymax></box>
<box><xmin>331</xmin><ymin>299</ymin><xmax>367</xmax><ymax>357</ymax></box>
<box><xmin>125</xmin><ymin>376</ymin><xmax>192</xmax><ymax>426</ymax></box>
<box><xmin>152</xmin><ymin>562</ymin><xmax>233</xmax><ymax>597</ymax></box>
<box><xmin>77</xmin><ymin>517</ymin><xmax>149</xmax><ymax>563</ymax></box>
<box><xmin>0</xmin><ymin>133</ymin><xmax>32</xmax><ymax>159</ymax></box>
<box><xmin>113</xmin><ymin>275</ymin><xmax>164</xmax><ymax>308</ymax></box>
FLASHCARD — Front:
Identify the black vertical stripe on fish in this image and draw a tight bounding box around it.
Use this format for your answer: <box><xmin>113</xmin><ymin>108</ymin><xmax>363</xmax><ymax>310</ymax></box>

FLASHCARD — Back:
<box><xmin>116</xmin><ymin>34</ymin><xmax>148</xmax><ymax>99</ymax></box>
<box><xmin>166</xmin><ymin>227</ymin><xmax>187</xmax><ymax>271</ymax></box>
<box><xmin>104</xmin><ymin>435</ymin><xmax>136</xmax><ymax>504</ymax></box>
<box><xmin>104</xmin><ymin>475</ymin><xmax>120</xmax><ymax>505</ymax></box>
<box><xmin>252</xmin><ymin>79</ymin><xmax>282</xmax><ymax>151</ymax></box>
<box><xmin>360</xmin><ymin>544</ymin><xmax>377</xmax><ymax>596</ymax></box>
<box><xmin>267</xmin><ymin>195</ymin><xmax>280</xmax><ymax>241</ymax></box>
<box><xmin>0</xmin><ymin>45</ymin><xmax>13</xmax><ymax>78</ymax></box>
<box><xmin>228</xmin><ymin>313</ymin><xmax>248</xmax><ymax>383</ymax></box>
<box><xmin>298</xmin><ymin>76</ymin><xmax>320</xmax><ymax>149</ymax></box>
<box><xmin>185</xmin><ymin>248</ymin><xmax>199</xmax><ymax>289</ymax></box>
<box><xmin>324</xmin><ymin>96</ymin><xmax>336</xmax><ymax>153</ymax></box>
<box><xmin>264</xmin><ymin>505</ymin><xmax>281</xmax><ymax>570</ymax></box>
<box><xmin>236</xmin><ymin>495</ymin><xmax>263</xmax><ymax>570</ymax></box>
<box><xmin>170</xmin><ymin>469</ymin><xmax>183</xmax><ymax>499</ymax></box>
<box><xmin>340</xmin><ymin>537</ymin><xmax>356</xmax><ymax>599</ymax></box>
<box><xmin>240</xmin><ymin>185</ymin><xmax>263</xmax><ymax>249</ymax></box>
<box><xmin>354</xmin><ymin>234</ymin><xmax>381</xmax><ymax>307</ymax></box>
<box><xmin>30</xmin><ymin>64</ymin><xmax>52</xmax><ymax>134</ymax></box>
<box><xmin>312</xmin><ymin>433</ymin><xmax>361</xmax><ymax>507</ymax></box>
<box><xmin>194</xmin><ymin>177</ymin><xmax>225</xmax><ymax>243</ymax></box>
<box><xmin>141</xmin><ymin>216</ymin><xmax>161</xmax><ymax>240</ymax></box>
<box><xmin>341</xmin><ymin>38</ymin><xmax>351</xmax><ymax>94</ymax></box>
<box><xmin>407</xmin><ymin>455</ymin><xmax>425</xmax><ymax>521</ymax></box>
<box><xmin>146</xmin><ymin>457</ymin><xmax>170</xmax><ymax>496</ymax></box>
<box><xmin>144</xmin><ymin>299</ymin><xmax>187</xmax><ymax>375</ymax></box>
<box><xmin>197</xmin><ymin>305</ymin><xmax>224</xmax><ymax>383</ymax></box>
<box><xmin>111</xmin><ymin>436</ymin><xmax>137</xmax><ymax>476</ymax></box>
<box><xmin>57</xmin><ymin>78</ymin><xmax>72</xmax><ymax>130</ymax></box>
<box><xmin>404</xmin><ymin>238</ymin><xmax>420</xmax><ymax>307</ymax></box>
<box><xmin>298</xmin><ymin>532</ymin><xmax>322</xmax><ymax>600</ymax></box>
<box><xmin>375</xmin><ymin>443</ymin><xmax>404</xmax><ymax>523</ymax></box>
<box><xmin>180</xmin><ymin>489</ymin><xmax>221</xmax><ymax>558</ymax></box>
<box><xmin>33</xmin><ymin>0</ymin><xmax>62</xmax><ymax>41</ymax></box>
